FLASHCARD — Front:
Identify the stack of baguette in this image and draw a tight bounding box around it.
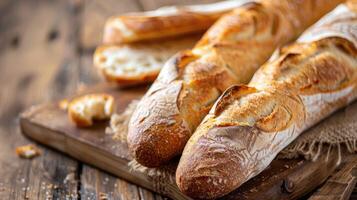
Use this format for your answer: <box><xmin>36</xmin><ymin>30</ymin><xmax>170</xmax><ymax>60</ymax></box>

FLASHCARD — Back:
<box><xmin>177</xmin><ymin>3</ymin><xmax>357</xmax><ymax>198</ymax></box>
<box><xmin>94</xmin><ymin>1</ymin><xmax>249</xmax><ymax>87</ymax></box>
<box><xmin>96</xmin><ymin>0</ymin><xmax>357</xmax><ymax>199</ymax></box>
<box><xmin>128</xmin><ymin>0</ymin><xmax>343</xmax><ymax>167</ymax></box>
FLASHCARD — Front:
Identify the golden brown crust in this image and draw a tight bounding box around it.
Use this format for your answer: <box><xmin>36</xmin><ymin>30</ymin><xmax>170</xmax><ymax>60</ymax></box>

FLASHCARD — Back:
<box><xmin>128</xmin><ymin>0</ymin><xmax>343</xmax><ymax>168</ymax></box>
<box><xmin>103</xmin><ymin>1</ymin><xmax>249</xmax><ymax>44</ymax></box>
<box><xmin>176</xmin><ymin>5</ymin><xmax>357</xmax><ymax>199</ymax></box>
<box><xmin>128</xmin><ymin>64</ymin><xmax>191</xmax><ymax>167</ymax></box>
<box><xmin>104</xmin><ymin>14</ymin><xmax>214</xmax><ymax>44</ymax></box>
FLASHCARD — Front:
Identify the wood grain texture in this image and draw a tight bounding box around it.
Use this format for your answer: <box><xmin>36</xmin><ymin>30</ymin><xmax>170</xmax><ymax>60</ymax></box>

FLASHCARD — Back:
<box><xmin>0</xmin><ymin>0</ymin><xmax>81</xmax><ymax>199</ymax></box>
<box><xmin>79</xmin><ymin>53</ymin><xmax>102</xmax><ymax>85</ymax></box>
<box><xmin>80</xmin><ymin>165</ymin><xmax>143</xmax><ymax>200</ymax></box>
<box><xmin>309</xmin><ymin>155</ymin><xmax>357</xmax><ymax>200</ymax></box>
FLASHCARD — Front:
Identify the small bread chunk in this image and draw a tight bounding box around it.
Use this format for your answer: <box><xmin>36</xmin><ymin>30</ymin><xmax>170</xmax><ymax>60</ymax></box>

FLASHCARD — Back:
<box><xmin>16</xmin><ymin>144</ymin><xmax>41</xmax><ymax>159</ymax></box>
<box><xmin>68</xmin><ymin>94</ymin><xmax>114</xmax><ymax>127</ymax></box>
<box><xmin>94</xmin><ymin>36</ymin><xmax>198</xmax><ymax>87</ymax></box>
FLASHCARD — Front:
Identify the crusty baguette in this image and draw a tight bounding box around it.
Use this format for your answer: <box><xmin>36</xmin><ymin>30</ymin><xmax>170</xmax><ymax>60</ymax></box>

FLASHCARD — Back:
<box><xmin>68</xmin><ymin>94</ymin><xmax>114</xmax><ymax>127</ymax></box>
<box><xmin>94</xmin><ymin>35</ymin><xmax>200</xmax><ymax>87</ymax></box>
<box><xmin>127</xmin><ymin>0</ymin><xmax>344</xmax><ymax>167</ymax></box>
<box><xmin>103</xmin><ymin>0</ymin><xmax>252</xmax><ymax>44</ymax></box>
<box><xmin>176</xmin><ymin>4</ymin><xmax>357</xmax><ymax>199</ymax></box>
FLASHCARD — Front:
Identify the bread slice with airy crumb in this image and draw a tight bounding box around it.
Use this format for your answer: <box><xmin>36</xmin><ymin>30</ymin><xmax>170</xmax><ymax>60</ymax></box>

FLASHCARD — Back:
<box><xmin>94</xmin><ymin>35</ymin><xmax>199</xmax><ymax>87</ymax></box>
<box><xmin>68</xmin><ymin>94</ymin><xmax>114</xmax><ymax>127</ymax></box>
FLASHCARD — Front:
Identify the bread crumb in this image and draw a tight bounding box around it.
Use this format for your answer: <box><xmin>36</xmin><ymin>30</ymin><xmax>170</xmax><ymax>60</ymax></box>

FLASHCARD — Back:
<box><xmin>249</xmin><ymin>188</ymin><xmax>258</xmax><ymax>192</ymax></box>
<box><xmin>63</xmin><ymin>172</ymin><xmax>75</xmax><ymax>184</ymax></box>
<box><xmin>99</xmin><ymin>192</ymin><xmax>108</xmax><ymax>200</ymax></box>
<box><xmin>16</xmin><ymin>144</ymin><xmax>41</xmax><ymax>159</ymax></box>
<box><xmin>110</xmin><ymin>100</ymin><xmax>139</xmax><ymax>142</ymax></box>
<box><xmin>68</xmin><ymin>93</ymin><xmax>115</xmax><ymax>127</ymax></box>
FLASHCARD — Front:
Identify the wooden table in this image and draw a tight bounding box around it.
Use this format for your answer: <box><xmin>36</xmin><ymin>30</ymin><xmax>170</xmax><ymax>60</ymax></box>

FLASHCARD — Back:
<box><xmin>0</xmin><ymin>0</ymin><xmax>356</xmax><ymax>199</ymax></box>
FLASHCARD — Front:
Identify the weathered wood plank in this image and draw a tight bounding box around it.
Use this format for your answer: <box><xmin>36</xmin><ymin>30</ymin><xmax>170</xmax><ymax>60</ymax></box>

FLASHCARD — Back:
<box><xmin>309</xmin><ymin>155</ymin><xmax>357</xmax><ymax>200</ymax></box>
<box><xmin>80</xmin><ymin>165</ymin><xmax>143</xmax><ymax>200</ymax></box>
<box><xmin>138</xmin><ymin>187</ymin><xmax>157</xmax><ymax>200</ymax></box>
<box><xmin>0</xmin><ymin>0</ymin><xmax>82</xmax><ymax>199</ymax></box>
<box><xmin>351</xmin><ymin>186</ymin><xmax>357</xmax><ymax>200</ymax></box>
<box><xmin>78</xmin><ymin>52</ymin><xmax>102</xmax><ymax>85</ymax></box>
<box><xmin>79</xmin><ymin>0</ymin><xmax>142</xmax><ymax>49</ymax></box>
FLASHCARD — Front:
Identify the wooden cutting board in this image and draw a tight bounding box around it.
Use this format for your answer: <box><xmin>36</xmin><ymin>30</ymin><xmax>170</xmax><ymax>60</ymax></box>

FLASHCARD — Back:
<box><xmin>19</xmin><ymin>83</ymin><xmax>352</xmax><ymax>200</ymax></box>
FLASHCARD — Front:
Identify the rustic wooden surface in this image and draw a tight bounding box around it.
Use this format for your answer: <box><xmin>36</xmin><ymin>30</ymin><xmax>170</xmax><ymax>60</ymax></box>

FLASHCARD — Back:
<box><xmin>309</xmin><ymin>155</ymin><xmax>357</xmax><ymax>200</ymax></box>
<box><xmin>0</xmin><ymin>0</ymin><xmax>356</xmax><ymax>200</ymax></box>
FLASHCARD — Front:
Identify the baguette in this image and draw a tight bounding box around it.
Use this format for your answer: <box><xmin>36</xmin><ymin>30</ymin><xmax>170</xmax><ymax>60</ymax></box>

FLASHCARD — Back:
<box><xmin>127</xmin><ymin>0</ymin><xmax>343</xmax><ymax>167</ymax></box>
<box><xmin>103</xmin><ymin>0</ymin><xmax>252</xmax><ymax>44</ymax></box>
<box><xmin>94</xmin><ymin>35</ymin><xmax>200</xmax><ymax>87</ymax></box>
<box><xmin>176</xmin><ymin>4</ymin><xmax>357</xmax><ymax>199</ymax></box>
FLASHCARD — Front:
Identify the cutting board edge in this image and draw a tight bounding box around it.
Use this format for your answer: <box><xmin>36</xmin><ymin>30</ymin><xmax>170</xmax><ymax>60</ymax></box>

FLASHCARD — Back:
<box><xmin>19</xmin><ymin>108</ymin><xmax>192</xmax><ymax>200</ymax></box>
